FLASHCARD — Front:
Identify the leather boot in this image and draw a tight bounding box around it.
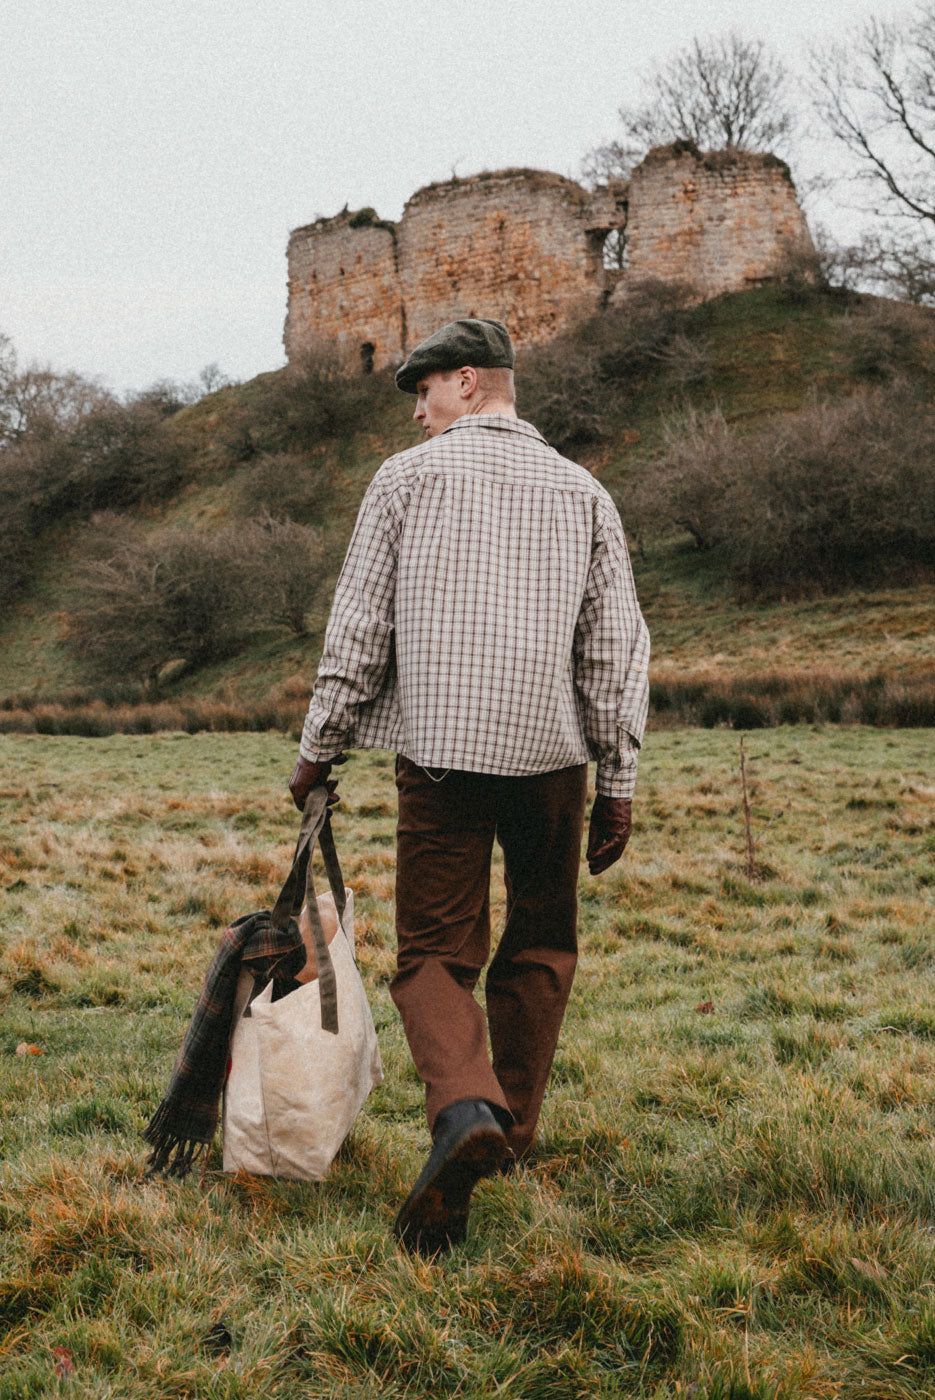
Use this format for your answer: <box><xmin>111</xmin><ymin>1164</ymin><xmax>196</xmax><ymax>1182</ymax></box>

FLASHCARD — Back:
<box><xmin>393</xmin><ymin>1099</ymin><xmax>511</xmax><ymax>1255</ymax></box>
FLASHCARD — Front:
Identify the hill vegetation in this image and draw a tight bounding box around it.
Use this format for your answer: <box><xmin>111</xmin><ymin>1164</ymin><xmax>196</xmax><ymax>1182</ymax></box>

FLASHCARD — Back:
<box><xmin>0</xmin><ymin>281</ymin><xmax>933</xmax><ymax>732</ymax></box>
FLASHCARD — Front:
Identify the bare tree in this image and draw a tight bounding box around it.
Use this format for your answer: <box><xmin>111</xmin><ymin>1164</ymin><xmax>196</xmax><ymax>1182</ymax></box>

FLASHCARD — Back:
<box><xmin>583</xmin><ymin>32</ymin><xmax>794</xmax><ymax>183</ymax></box>
<box><xmin>579</xmin><ymin>140</ymin><xmax>638</xmax><ymax>188</ymax></box>
<box><xmin>826</xmin><ymin>231</ymin><xmax>935</xmax><ymax>304</ymax></box>
<box><xmin>810</xmin><ymin>6</ymin><xmax>935</xmax><ymax>229</ymax></box>
<box><xmin>0</xmin><ymin>332</ymin><xmax>14</xmax><ymax>384</ymax></box>
<box><xmin>131</xmin><ymin>378</ymin><xmax>200</xmax><ymax>417</ymax></box>
<box><xmin>198</xmin><ymin>362</ymin><xmax>233</xmax><ymax>395</ymax></box>
<box><xmin>865</xmin><ymin>235</ymin><xmax>935</xmax><ymax>303</ymax></box>
<box><xmin>237</xmin><ymin>516</ymin><xmax>326</xmax><ymax>637</ymax></box>
<box><xmin>0</xmin><ymin>334</ymin><xmax>111</xmax><ymax>447</ymax></box>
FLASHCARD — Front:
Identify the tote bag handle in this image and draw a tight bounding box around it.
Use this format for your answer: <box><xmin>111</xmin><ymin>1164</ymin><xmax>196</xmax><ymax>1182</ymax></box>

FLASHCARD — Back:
<box><xmin>269</xmin><ymin>787</ymin><xmax>345</xmax><ymax>1034</ymax></box>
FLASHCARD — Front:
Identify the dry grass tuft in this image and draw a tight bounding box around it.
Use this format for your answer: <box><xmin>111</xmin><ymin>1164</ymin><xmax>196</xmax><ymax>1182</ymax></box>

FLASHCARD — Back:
<box><xmin>0</xmin><ymin>728</ymin><xmax>933</xmax><ymax>1396</ymax></box>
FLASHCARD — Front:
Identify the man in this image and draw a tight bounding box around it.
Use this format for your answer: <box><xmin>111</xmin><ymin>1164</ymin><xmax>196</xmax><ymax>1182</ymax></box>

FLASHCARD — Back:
<box><xmin>290</xmin><ymin>318</ymin><xmax>649</xmax><ymax>1254</ymax></box>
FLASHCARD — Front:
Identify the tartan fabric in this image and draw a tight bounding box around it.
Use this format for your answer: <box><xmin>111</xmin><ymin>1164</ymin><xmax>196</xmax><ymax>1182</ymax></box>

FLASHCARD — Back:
<box><xmin>301</xmin><ymin>414</ymin><xmax>650</xmax><ymax>798</ymax></box>
<box><xmin>142</xmin><ymin>911</ymin><xmax>305</xmax><ymax>1177</ymax></box>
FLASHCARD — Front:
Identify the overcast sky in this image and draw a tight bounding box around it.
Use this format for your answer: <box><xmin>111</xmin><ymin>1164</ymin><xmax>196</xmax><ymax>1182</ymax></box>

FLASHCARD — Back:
<box><xmin>1</xmin><ymin>0</ymin><xmax>888</xmax><ymax>394</ymax></box>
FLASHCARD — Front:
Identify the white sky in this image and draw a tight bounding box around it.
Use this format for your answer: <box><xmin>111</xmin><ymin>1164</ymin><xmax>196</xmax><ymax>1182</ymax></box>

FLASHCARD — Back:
<box><xmin>1</xmin><ymin>0</ymin><xmax>888</xmax><ymax>394</ymax></box>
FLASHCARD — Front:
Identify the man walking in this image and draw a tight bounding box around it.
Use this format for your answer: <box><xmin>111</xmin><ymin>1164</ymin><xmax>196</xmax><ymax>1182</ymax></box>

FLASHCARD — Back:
<box><xmin>290</xmin><ymin>318</ymin><xmax>649</xmax><ymax>1254</ymax></box>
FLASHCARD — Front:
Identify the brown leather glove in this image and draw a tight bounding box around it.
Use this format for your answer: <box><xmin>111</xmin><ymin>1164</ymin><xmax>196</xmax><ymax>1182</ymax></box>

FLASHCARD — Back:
<box><xmin>586</xmin><ymin>795</ymin><xmax>632</xmax><ymax>875</ymax></box>
<box><xmin>288</xmin><ymin>753</ymin><xmax>346</xmax><ymax>812</ymax></box>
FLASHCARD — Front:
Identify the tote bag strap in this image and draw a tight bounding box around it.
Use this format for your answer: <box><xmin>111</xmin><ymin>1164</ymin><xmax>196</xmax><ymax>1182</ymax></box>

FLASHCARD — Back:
<box><xmin>317</xmin><ymin>817</ymin><xmax>347</xmax><ymax>929</ymax></box>
<box><xmin>269</xmin><ymin>787</ymin><xmax>344</xmax><ymax>1034</ymax></box>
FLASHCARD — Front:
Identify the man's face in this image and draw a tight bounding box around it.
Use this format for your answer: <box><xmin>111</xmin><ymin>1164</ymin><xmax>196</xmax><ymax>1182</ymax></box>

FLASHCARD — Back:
<box><xmin>413</xmin><ymin>370</ymin><xmax>466</xmax><ymax>437</ymax></box>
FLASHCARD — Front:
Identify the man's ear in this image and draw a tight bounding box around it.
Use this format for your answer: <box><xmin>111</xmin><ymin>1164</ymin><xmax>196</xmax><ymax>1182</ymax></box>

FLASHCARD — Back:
<box><xmin>458</xmin><ymin>366</ymin><xmax>478</xmax><ymax>398</ymax></box>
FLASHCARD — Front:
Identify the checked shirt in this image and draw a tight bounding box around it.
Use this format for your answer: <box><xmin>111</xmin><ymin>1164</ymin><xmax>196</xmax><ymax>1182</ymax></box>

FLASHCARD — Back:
<box><xmin>300</xmin><ymin>414</ymin><xmax>650</xmax><ymax>798</ymax></box>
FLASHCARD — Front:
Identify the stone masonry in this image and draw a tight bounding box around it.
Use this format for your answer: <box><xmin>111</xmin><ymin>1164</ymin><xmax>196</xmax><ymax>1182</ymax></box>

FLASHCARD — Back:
<box><xmin>620</xmin><ymin>144</ymin><xmax>813</xmax><ymax>300</ymax></box>
<box><xmin>284</xmin><ymin>143</ymin><xmax>813</xmax><ymax>369</ymax></box>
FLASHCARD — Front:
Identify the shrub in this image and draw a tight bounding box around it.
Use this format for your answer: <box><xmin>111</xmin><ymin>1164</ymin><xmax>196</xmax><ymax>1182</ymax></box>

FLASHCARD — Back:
<box><xmin>835</xmin><ymin>300</ymin><xmax>932</xmax><ymax>382</ymax></box>
<box><xmin>583</xmin><ymin>277</ymin><xmax>697</xmax><ymax>382</ymax></box>
<box><xmin>236</xmin><ymin>516</ymin><xmax>326</xmax><ymax>636</ymax></box>
<box><xmin>658</xmin><ymin>331</ymin><xmax>714</xmax><ymax>385</ymax></box>
<box><xmin>62</xmin><ymin>514</ymin><xmax>326</xmax><ymax>683</ymax></box>
<box><xmin>1</xmin><ymin>351</ymin><xmax>189</xmax><ymax>516</ymax></box>
<box><xmin>62</xmin><ymin>399</ymin><xmax>189</xmax><ymax>510</ymax></box>
<box><xmin>236</xmin><ymin>452</ymin><xmax>332</xmax><ymax>524</ymax></box>
<box><xmin>0</xmin><ymin>466</ymin><xmax>38</xmax><ymax>611</ymax></box>
<box><xmin>0</xmin><ymin>394</ymin><xmax>193</xmax><ymax>619</ymax></box>
<box><xmin>516</xmin><ymin>337</ymin><xmax>607</xmax><ymax>451</ymax></box>
<box><xmin>517</xmin><ymin>279</ymin><xmax>697</xmax><ymax>451</ymax></box>
<box><xmin>131</xmin><ymin>378</ymin><xmax>199</xmax><ymax>417</ymax></box>
<box><xmin>769</xmin><ymin>236</ymin><xmax>836</xmax><ymax>303</ymax></box>
<box><xmin>64</xmin><ymin>520</ymin><xmax>258</xmax><ymax>684</ymax></box>
<box><xmin>729</xmin><ymin>698</ymin><xmax>769</xmax><ymax>730</ymax></box>
<box><xmin>632</xmin><ymin>382</ymin><xmax>935</xmax><ymax>597</ymax></box>
<box><xmin>243</xmin><ymin>343</ymin><xmax>392</xmax><ymax>453</ymax></box>
<box><xmin>636</xmin><ymin>404</ymin><xmax>738</xmax><ymax>550</ymax></box>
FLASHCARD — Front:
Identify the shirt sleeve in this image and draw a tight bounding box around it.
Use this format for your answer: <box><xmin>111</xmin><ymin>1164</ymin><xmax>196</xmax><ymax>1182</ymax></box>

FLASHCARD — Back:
<box><xmin>573</xmin><ymin>493</ymin><xmax>650</xmax><ymax>799</ymax></box>
<box><xmin>300</xmin><ymin>469</ymin><xmax>402</xmax><ymax>762</ymax></box>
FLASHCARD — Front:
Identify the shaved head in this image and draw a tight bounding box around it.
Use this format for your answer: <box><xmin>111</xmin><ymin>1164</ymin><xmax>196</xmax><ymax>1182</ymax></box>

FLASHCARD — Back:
<box><xmin>474</xmin><ymin>366</ymin><xmax>516</xmax><ymax>405</ymax></box>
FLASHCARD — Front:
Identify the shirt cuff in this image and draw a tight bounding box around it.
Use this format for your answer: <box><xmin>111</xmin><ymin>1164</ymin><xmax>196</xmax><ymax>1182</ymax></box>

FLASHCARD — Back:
<box><xmin>595</xmin><ymin>771</ymin><xmax>636</xmax><ymax>799</ymax></box>
<box><xmin>300</xmin><ymin>709</ymin><xmax>350</xmax><ymax>764</ymax></box>
<box><xmin>595</xmin><ymin>732</ymin><xmax>640</xmax><ymax>799</ymax></box>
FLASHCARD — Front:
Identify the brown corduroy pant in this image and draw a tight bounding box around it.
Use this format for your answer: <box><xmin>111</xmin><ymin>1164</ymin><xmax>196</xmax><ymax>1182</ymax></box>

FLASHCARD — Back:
<box><xmin>391</xmin><ymin>755</ymin><xmax>588</xmax><ymax>1157</ymax></box>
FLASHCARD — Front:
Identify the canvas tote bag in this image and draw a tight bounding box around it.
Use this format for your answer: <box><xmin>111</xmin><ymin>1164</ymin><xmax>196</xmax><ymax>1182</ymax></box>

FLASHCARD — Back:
<box><xmin>223</xmin><ymin>788</ymin><xmax>383</xmax><ymax>1179</ymax></box>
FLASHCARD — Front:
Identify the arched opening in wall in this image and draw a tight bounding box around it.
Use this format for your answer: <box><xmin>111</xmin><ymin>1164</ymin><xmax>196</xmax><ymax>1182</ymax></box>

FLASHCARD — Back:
<box><xmin>603</xmin><ymin>229</ymin><xmax>629</xmax><ymax>271</ymax></box>
<box><xmin>360</xmin><ymin>342</ymin><xmax>375</xmax><ymax>375</ymax></box>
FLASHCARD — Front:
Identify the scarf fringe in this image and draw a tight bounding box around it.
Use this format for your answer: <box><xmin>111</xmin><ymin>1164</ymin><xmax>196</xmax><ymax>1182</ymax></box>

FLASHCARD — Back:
<box><xmin>143</xmin><ymin>1100</ymin><xmax>211</xmax><ymax>1179</ymax></box>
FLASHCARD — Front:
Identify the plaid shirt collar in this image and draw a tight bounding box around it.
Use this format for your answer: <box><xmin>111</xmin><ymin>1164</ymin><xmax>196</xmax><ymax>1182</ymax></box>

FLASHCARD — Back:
<box><xmin>440</xmin><ymin>413</ymin><xmax>549</xmax><ymax>446</ymax></box>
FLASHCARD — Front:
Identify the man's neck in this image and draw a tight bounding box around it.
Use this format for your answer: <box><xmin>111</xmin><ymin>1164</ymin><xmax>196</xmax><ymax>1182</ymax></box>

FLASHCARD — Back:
<box><xmin>464</xmin><ymin>399</ymin><xmax>518</xmax><ymax>419</ymax></box>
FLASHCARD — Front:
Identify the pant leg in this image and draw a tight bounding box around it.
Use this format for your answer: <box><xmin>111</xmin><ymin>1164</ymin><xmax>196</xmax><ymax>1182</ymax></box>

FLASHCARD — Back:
<box><xmin>486</xmin><ymin>764</ymin><xmax>587</xmax><ymax>1156</ymax></box>
<box><xmin>392</xmin><ymin>757</ymin><xmax>511</xmax><ymax>1133</ymax></box>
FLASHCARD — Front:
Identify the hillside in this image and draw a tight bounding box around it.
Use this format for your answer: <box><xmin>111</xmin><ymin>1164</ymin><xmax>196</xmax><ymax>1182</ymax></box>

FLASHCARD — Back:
<box><xmin>1</xmin><ymin>285</ymin><xmax>933</xmax><ymax>727</ymax></box>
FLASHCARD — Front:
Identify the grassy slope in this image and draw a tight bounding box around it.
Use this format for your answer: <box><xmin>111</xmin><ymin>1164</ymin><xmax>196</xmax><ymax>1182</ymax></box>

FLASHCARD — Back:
<box><xmin>0</xmin><ymin>287</ymin><xmax>933</xmax><ymax>705</ymax></box>
<box><xmin>2</xmin><ymin>729</ymin><xmax>934</xmax><ymax>1397</ymax></box>
<box><xmin>593</xmin><ymin>288</ymin><xmax>935</xmax><ymax>685</ymax></box>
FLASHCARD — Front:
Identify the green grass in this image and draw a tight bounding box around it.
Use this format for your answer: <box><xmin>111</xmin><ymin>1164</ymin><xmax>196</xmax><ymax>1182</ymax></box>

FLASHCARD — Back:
<box><xmin>1</xmin><ymin>727</ymin><xmax>934</xmax><ymax>1397</ymax></box>
<box><xmin>590</xmin><ymin>285</ymin><xmax>868</xmax><ymax>466</ymax></box>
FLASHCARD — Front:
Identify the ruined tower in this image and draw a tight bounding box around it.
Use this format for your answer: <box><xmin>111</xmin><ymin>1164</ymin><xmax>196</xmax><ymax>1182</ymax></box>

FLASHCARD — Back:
<box><xmin>284</xmin><ymin>143</ymin><xmax>813</xmax><ymax>369</ymax></box>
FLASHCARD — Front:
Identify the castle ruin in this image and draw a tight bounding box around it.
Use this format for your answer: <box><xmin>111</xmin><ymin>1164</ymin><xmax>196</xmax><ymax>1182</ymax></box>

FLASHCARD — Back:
<box><xmin>284</xmin><ymin>142</ymin><xmax>813</xmax><ymax>370</ymax></box>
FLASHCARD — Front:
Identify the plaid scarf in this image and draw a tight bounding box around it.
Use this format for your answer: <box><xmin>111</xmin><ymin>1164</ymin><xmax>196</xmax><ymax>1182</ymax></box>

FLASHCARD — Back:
<box><xmin>142</xmin><ymin>911</ymin><xmax>305</xmax><ymax>1178</ymax></box>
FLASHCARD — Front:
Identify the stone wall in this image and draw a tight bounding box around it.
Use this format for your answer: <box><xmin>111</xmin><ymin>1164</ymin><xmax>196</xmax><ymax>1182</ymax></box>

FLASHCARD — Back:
<box><xmin>284</xmin><ymin>144</ymin><xmax>812</xmax><ymax>368</ymax></box>
<box><xmin>396</xmin><ymin>170</ymin><xmax>610</xmax><ymax>351</ymax></box>
<box><xmin>621</xmin><ymin>143</ymin><xmax>811</xmax><ymax>299</ymax></box>
<box><xmin>283</xmin><ymin>212</ymin><xmax>402</xmax><ymax>369</ymax></box>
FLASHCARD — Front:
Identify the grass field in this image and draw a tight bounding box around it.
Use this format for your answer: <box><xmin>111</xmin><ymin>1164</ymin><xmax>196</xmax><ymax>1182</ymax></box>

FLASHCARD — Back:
<box><xmin>1</xmin><ymin>728</ymin><xmax>934</xmax><ymax>1398</ymax></box>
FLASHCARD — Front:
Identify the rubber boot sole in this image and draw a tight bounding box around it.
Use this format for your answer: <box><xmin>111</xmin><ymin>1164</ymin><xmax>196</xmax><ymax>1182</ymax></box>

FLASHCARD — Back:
<box><xmin>393</xmin><ymin>1125</ymin><xmax>509</xmax><ymax>1255</ymax></box>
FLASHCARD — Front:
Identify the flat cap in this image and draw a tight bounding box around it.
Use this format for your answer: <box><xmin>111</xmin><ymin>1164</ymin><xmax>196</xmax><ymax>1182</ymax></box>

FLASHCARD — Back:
<box><xmin>395</xmin><ymin>318</ymin><xmax>514</xmax><ymax>394</ymax></box>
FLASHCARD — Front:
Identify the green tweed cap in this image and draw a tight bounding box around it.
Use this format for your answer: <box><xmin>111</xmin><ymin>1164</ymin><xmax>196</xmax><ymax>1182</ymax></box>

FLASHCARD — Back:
<box><xmin>395</xmin><ymin>318</ymin><xmax>515</xmax><ymax>394</ymax></box>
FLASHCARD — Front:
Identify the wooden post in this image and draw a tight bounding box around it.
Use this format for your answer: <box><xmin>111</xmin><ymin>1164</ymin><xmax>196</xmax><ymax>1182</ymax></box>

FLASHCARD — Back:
<box><xmin>740</xmin><ymin>737</ymin><xmax>757</xmax><ymax>881</ymax></box>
